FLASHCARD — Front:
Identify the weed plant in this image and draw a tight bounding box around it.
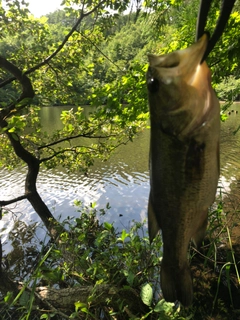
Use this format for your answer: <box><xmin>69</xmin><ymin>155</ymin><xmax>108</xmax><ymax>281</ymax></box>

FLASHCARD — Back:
<box><xmin>0</xmin><ymin>197</ymin><xmax>239</xmax><ymax>319</ymax></box>
<box><xmin>185</xmin><ymin>190</ymin><xmax>240</xmax><ymax>320</ymax></box>
<box><xmin>0</xmin><ymin>201</ymin><xmax>185</xmax><ymax>320</ymax></box>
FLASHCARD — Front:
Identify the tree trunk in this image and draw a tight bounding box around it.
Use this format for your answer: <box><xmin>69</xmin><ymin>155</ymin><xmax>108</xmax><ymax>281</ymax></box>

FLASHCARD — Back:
<box><xmin>7</xmin><ymin>131</ymin><xmax>60</xmax><ymax>236</ymax></box>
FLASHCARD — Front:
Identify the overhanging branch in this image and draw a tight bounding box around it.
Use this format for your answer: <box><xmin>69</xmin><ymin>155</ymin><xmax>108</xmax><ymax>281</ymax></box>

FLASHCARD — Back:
<box><xmin>39</xmin><ymin>138</ymin><xmax>131</xmax><ymax>163</ymax></box>
<box><xmin>38</xmin><ymin>132</ymin><xmax>117</xmax><ymax>150</ymax></box>
<box><xmin>39</xmin><ymin>147</ymin><xmax>94</xmax><ymax>163</ymax></box>
<box><xmin>0</xmin><ymin>194</ymin><xmax>28</xmax><ymax>206</ymax></box>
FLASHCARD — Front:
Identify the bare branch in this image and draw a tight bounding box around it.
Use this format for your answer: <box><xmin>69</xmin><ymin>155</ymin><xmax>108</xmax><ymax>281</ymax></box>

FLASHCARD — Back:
<box><xmin>40</xmin><ymin>138</ymin><xmax>131</xmax><ymax>163</ymax></box>
<box><xmin>38</xmin><ymin>132</ymin><xmax>117</xmax><ymax>150</ymax></box>
<box><xmin>0</xmin><ymin>194</ymin><xmax>28</xmax><ymax>206</ymax></box>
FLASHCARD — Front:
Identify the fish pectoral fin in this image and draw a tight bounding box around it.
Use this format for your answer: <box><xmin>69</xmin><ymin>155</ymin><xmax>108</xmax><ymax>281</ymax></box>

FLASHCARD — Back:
<box><xmin>148</xmin><ymin>197</ymin><xmax>160</xmax><ymax>243</ymax></box>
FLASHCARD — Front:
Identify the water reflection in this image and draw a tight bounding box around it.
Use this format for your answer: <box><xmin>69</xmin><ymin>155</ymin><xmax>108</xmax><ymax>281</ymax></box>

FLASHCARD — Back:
<box><xmin>1</xmin><ymin>104</ymin><xmax>240</xmax><ymax>256</ymax></box>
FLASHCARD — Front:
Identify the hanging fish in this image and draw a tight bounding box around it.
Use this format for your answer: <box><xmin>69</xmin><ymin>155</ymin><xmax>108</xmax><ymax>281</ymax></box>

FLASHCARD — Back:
<box><xmin>147</xmin><ymin>33</ymin><xmax>219</xmax><ymax>306</ymax></box>
<box><xmin>146</xmin><ymin>0</ymin><xmax>236</xmax><ymax>306</ymax></box>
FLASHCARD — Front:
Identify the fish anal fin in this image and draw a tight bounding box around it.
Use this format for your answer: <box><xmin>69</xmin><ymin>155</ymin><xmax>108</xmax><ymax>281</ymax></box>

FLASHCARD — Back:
<box><xmin>148</xmin><ymin>197</ymin><xmax>160</xmax><ymax>243</ymax></box>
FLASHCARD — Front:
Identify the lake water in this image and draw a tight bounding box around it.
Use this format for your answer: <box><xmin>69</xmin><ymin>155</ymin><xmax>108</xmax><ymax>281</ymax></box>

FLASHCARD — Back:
<box><xmin>1</xmin><ymin>104</ymin><xmax>240</xmax><ymax>256</ymax></box>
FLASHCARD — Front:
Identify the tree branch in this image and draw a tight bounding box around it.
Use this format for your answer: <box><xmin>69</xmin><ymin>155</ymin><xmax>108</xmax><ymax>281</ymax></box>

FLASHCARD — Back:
<box><xmin>32</xmin><ymin>289</ymin><xmax>69</xmax><ymax>320</ymax></box>
<box><xmin>36</xmin><ymin>284</ymin><xmax>116</xmax><ymax>308</ymax></box>
<box><xmin>39</xmin><ymin>139</ymin><xmax>131</xmax><ymax>163</ymax></box>
<box><xmin>0</xmin><ymin>56</ymin><xmax>34</xmax><ymax>121</ymax></box>
<box><xmin>38</xmin><ymin>132</ymin><xmax>117</xmax><ymax>150</ymax></box>
<box><xmin>0</xmin><ymin>0</ymin><xmax>106</xmax><ymax>89</ymax></box>
<box><xmin>0</xmin><ymin>195</ymin><xmax>28</xmax><ymax>206</ymax></box>
<box><xmin>39</xmin><ymin>147</ymin><xmax>93</xmax><ymax>163</ymax></box>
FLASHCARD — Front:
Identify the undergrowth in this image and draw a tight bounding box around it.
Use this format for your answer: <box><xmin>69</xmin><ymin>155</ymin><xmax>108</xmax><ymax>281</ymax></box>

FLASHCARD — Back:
<box><xmin>0</xmin><ymin>202</ymin><xmax>184</xmax><ymax>320</ymax></box>
<box><xmin>0</xmin><ymin>196</ymin><xmax>239</xmax><ymax>319</ymax></box>
<box><xmin>186</xmin><ymin>190</ymin><xmax>240</xmax><ymax>320</ymax></box>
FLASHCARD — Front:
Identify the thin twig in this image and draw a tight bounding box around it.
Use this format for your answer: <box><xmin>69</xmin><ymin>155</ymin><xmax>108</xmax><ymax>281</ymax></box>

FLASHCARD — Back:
<box><xmin>191</xmin><ymin>246</ymin><xmax>228</xmax><ymax>265</ymax></box>
<box><xmin>78</xmin><ymin>31</ymin><xmax>123</xmax><ymax>72</ymax></box>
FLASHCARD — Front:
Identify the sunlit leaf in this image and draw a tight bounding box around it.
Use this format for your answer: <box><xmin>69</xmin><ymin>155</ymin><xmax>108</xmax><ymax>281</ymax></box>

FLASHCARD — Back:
<box><xmin>140</xmin><ymin>283</ymin><xmax>153</xmax><ymax>306</ymax></box>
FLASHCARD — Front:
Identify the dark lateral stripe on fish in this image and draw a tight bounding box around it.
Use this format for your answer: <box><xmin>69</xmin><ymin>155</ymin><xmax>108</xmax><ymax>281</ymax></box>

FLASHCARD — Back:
<box><xmin>185</xmin><ymin>139</ymin><xmax>205</xmax><ymax>182</ymax></box>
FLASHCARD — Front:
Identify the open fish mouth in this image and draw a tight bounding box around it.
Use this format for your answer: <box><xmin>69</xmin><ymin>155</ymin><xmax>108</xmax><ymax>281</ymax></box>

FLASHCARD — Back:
<box><xmin>146</xmin><ymin>34</ymin><xmax>215</xmax><ymax>138</ymax></box>
<box><xmin>147</xmin><ymin>34</ymin><xmax>208</xmax><ymax>89</ymax></box>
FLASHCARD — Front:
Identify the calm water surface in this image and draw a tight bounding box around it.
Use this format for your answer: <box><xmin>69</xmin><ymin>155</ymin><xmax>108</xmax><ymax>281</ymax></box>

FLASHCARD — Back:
<box><xmin>1</xmin><ymin>104</ymin><xmax>240</xmax><ymax>256</ymax></box>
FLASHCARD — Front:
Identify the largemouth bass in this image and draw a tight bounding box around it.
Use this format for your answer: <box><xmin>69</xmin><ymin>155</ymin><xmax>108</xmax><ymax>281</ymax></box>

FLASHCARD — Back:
<box><xmin>146</xmin><ymin>34</ymin><xmax>220</xmax><ymax>306</ymax></box>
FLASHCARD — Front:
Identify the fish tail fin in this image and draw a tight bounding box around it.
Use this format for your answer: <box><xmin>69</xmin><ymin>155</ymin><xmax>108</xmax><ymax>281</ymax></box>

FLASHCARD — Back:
<box><xmin>160</xmin><ymin>260</ymin><xmax>193</xmax><ymax>307</ymax></box>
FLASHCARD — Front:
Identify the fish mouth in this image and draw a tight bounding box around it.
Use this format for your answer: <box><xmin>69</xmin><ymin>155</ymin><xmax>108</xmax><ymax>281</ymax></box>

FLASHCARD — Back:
<box><xmin>147</xmin><ymin>34</ymin><xmax>209</xmax><ymax>85</ymax></box>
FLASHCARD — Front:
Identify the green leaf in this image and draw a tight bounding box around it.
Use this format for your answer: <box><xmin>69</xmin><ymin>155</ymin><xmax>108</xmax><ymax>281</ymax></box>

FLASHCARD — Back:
<box><xmin>4</xmin><ymin>291</ymin><xmax>13</xmax><ymax>303</ymax></box>
<box><xmin>90</xmin><ymin>202</ymin><xmax>96</xmax><ymax>208</ymax></box>
<box><xmin>121</xmin><ymin>229</ymin><xmax>129</xmax><ymax>242</ymax></box>
<box><xmin>154</xmin><ymin>299</ymin><xmax>174</xmax><ymax>313</ymax></box>
<box><xmin>140</xmin><ymin>283</ymin><xmax>153</xmax><ymax>306</ymax></box>
<box><xmin>16</xmin><ymin>97</ymin><xmax>33</xmax><ymax>107</ymax></box>
<box><xmin>75</xmin><ymin>301</ymin><xmax>87</xmax><ymax>312</ymax></box>
<box><xmin>104</xmin><ymin>222</ymin><xmax>113</xmax><ymax>231</ymax></box>
<box><xmin>81</xmin><ymin>307</ymin><xmax>89</xmax><ymax>313</ymax></box>
<box><xmin>127</xmin><ymin>271</ymin><xmax>135</xmax><ymax>286</ymax></box>
<box><xmin>19</xmin><ymin>291</ymin><xmax>30</xmax><ymax>306</ymax></box>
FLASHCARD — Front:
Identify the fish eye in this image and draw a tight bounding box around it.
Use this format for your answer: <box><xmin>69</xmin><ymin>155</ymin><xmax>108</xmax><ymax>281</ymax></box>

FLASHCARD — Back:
<box><xmin>147</xmin><ymin>77</ymin><xmax>159</xmax><ymax>93</ymax></box>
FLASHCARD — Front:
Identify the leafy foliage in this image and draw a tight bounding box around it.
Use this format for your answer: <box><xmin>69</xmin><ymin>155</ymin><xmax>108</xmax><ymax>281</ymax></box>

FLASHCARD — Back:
<box><xmin>0</xmin><ymin>204</ymin><xmax>165</xmax><ymax>319</ymax></box>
